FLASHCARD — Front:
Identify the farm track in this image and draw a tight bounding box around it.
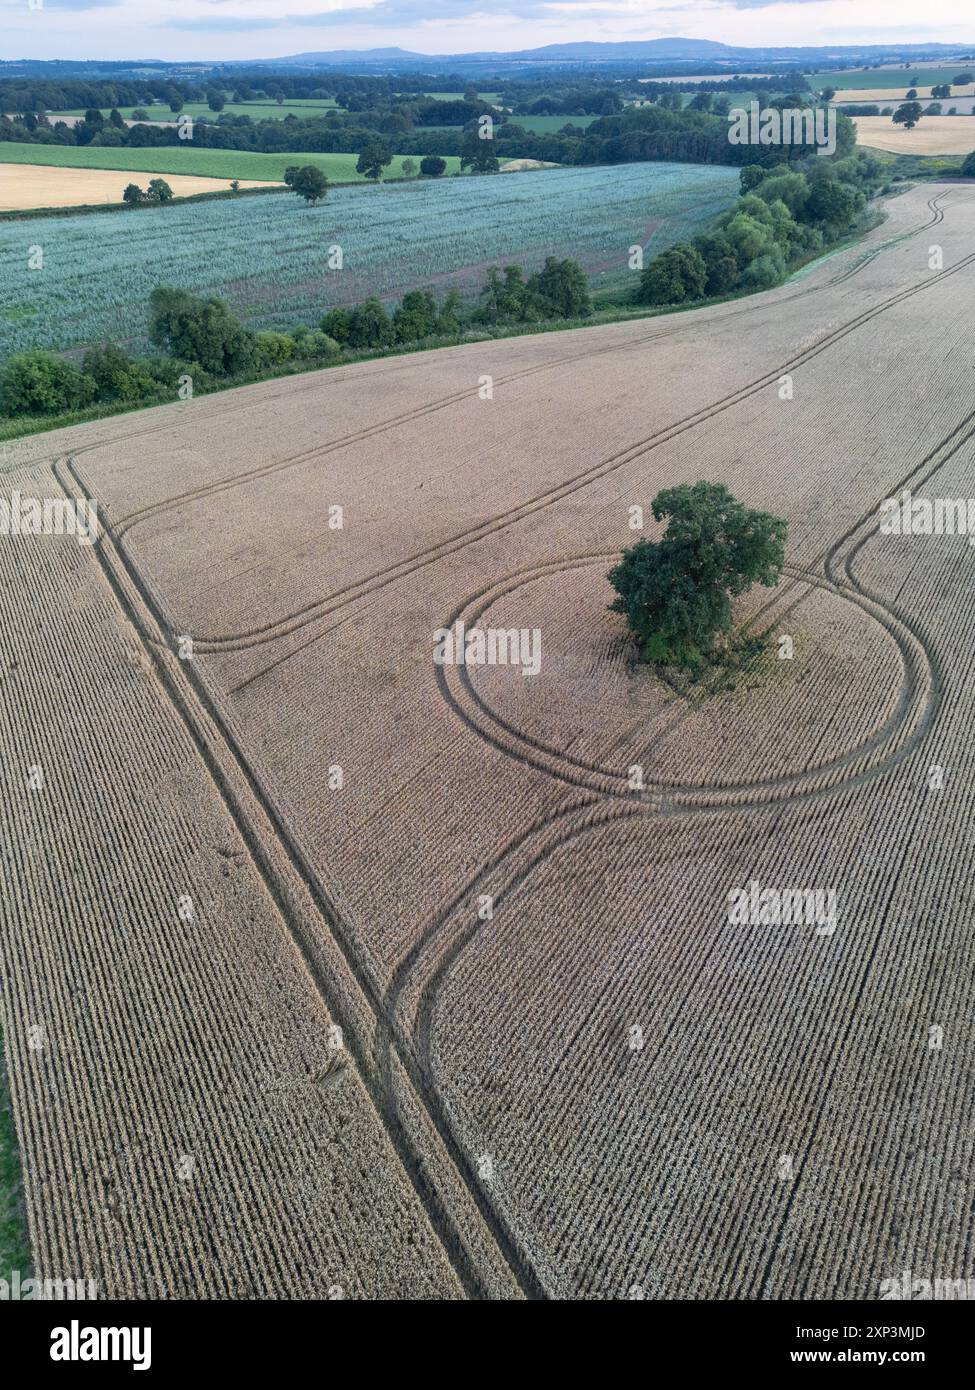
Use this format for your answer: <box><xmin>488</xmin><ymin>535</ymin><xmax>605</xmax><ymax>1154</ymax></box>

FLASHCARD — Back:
<box><xmin>7</xmin><ymin>182</ymin><xmax>975</xmax><ymax>1300</ymax></box>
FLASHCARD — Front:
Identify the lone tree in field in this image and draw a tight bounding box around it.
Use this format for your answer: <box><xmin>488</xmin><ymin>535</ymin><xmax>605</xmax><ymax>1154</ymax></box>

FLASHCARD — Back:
<box><xmin>420</xmin><ymin>155</ymin><xmax>447</xmax><ymax>177</ymax></box>
<box><xmin>288</xmin><ymin>165</ymin><xmax>328</xmax><ymax>204</ymax></box>
<box><xmin>608</xmin><ymin>482</ymin><xmax>788</xmax><ymax>670</ymax></box>
<box><xmin>461</xmin><ymin>124</ymin><xmax>500</xmax><ymax>173</ymax></box>
<box><xmin>356</xmin><ymin>141</ymin><xmax>392</xmax><ymax>181</ymax></box>
<box><xmin>892</xmin><ymin>101</ymin><xmax>924</xmax><ymax>129</ymax></box>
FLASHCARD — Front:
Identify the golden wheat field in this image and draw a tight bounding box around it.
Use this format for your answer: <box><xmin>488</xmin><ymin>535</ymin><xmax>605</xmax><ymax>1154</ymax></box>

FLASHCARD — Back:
<box><xmin>2</xmin><ymin>182</ymin><xmax>975</xmax><ymax>1300</ymax></box>
<box><xmin>0</xmin><ymin>163</ymin><xmax>275</xmax><ymax>212</ymax></box>
<box><xmin>834</xmin><ymin>85</ymin><xmax>975</xmax><ymax>102</ymax></box>
<box><xmin>853</xmin><ymin>116</ymin><xmax>975</xmax><ymax>155</ymax></box>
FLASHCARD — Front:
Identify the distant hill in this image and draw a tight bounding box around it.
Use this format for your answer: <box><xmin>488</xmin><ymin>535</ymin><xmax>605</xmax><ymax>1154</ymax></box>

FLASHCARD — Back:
<box><xmin>271</xmin><ymin>39</ymin><xmax>736</xmax><ymax>65</ymax></box>
<box><xmin>251</xmin><ymin>37</ymin><xmax>975</xmax><ymax>71</ymax></box>
<box><xmin>3</xmin><ymin>38</ymin><xmax>974</xmax><ymax>82</ymax></box>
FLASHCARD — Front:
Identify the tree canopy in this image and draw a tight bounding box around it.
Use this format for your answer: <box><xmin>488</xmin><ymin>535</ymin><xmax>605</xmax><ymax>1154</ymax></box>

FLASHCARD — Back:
<box><xmin>608</xmin><ymin>481</ymin><xmax>788</xmax><ymax>669</ymax></box>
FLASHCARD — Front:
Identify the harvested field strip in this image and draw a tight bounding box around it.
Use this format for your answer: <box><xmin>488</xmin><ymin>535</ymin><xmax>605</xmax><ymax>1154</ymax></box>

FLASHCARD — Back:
<box><xmin>55</xmin><ymin>457</ymin><xmax>541</xmax><ymax>1301</ymax></box>
<box><xmin>0</xmin><ymin>163</ymin><xmax>274</xmax><ymax>213</ymax></box>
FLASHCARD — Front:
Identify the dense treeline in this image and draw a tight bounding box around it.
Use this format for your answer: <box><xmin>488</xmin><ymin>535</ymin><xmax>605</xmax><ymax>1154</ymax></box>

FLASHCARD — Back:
<box><xmin>0</xmin><ymin>98</ymin><xmax>855</xmax><ymax>172</ymax></box>
<box><xmin>0</xmin><ymin>259</ymin><xmax>591</xmax><ymax>421</ymax></box>
<box><xmin>636</xmin><ymin>151</ymin><xmax>886</xmax><ymax>306</ymax></box>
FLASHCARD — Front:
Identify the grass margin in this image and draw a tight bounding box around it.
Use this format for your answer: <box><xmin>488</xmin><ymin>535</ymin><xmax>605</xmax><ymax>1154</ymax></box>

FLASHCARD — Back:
<box><xmin>0</xmin><ymin>1029</ymin><xmax>31</xmax><ymax>1282</ymax></box>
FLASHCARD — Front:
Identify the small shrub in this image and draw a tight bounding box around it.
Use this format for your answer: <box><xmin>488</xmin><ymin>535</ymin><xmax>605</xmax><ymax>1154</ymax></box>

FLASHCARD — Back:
<box><xmin>321</xmin><ymin>308</ymin><xmax>352</xmax><ymax>344</ymax></box>
<box><xmin>346</xmin><ymin>297</ymin><xmax>394</xmax><ymax>349</ymax></box>
<box><xmin>149</xmin><ymin>286</ymin><xmax>255</xmax><ymax>376</ymax></box>
<box><xmin>254</xmin><ymin>331</ymin><xmax>296</xmax><ymax>366</ymax></box>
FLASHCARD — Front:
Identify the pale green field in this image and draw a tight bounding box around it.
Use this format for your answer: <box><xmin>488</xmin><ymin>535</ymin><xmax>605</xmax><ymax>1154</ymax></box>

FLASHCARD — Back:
<box><xmin>0</xmin><ymin>142</ymin><xmax>461</xmax><ymax>183</ymax></box>
<box><xmin>418</xmin><ymin>91</ymin><xmax>502</xmax><ymax>102</ymax></box>
<box><xmin>504</xmin><ymin>114</ymin><xmax>598</xmax><ymax>134</ymax></box>
<box><xmin>810</xmin><ymin>66</ymin><xmax>975</xmax><ymax>90</ymax></box>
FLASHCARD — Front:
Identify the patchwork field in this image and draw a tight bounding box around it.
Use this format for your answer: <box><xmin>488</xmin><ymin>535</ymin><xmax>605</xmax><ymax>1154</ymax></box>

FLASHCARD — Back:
<box><xmin>0</xmin><ymin>162</ymin><xmax>274</xmax><ymax>211</ymax></box>
<box><xmin>503</xmin><ymin>114</ymin><xmax>597</xmax><ymax>133</ymax></box>
<box><xmin>834</xmin><ymin>86</ymin><xmax>975</xmax><ymax>102</ymax></box>
<box><xmin>419</xmin><ymin>91</ymin><xmax>502</xmax><ymax>101</ymax></box>
<box><xmin>638</xmin><ymin>72</ymin><xmax>771</xmax><ymax>83</ymax></box>
<box><xmin>0</xmin><ymin>141</ymin><xmax>460</xmax><ymax>184</ymax></box>
<box><xmin>812</xmin><ymin>66</ymin><xmax>975</xmax><ymax>90</ymax></box>
<box><xmin>2</xmin><ymin>181</ymin><xmax>974</xmax><ymax>1298</ymax></box>
<box><xmin>853</xmin><ymin>115</ymin><xmax>975</xmax><ymax>155</ymax></box>
<box><xmin>0</xmin><ymin>160</ymin><xmax>739</xmax><ymax>354</ymax></box>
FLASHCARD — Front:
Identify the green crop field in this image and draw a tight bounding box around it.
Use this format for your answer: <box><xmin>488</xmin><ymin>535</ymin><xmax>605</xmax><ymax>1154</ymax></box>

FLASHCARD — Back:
<box><xmin>811</xmin><ymin>66</ymin><xmax>975</xmax><ymax>90</ymax></box>
<box><xmin>504</xmin><ymin>114</ymin><xmax>598</xmax><ymax>134</ymax></box>
<box><xmin>0</xmin><ymin>141</ymin><xmax>460</xmax><ymax>183</ymax></box>
<box><xmin>0</xmin><ymin>160</ymin><xmax>739</xmax><ymax>358</ymax></box>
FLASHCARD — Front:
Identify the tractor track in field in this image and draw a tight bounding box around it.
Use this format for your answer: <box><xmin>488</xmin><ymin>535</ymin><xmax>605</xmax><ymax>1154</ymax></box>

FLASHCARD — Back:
<box><xmin>3</xmin><ymin>190</ymin><xmax>948</xmax><ymax>492</ymax></box>
<box><xmin>389</xmin><ymin>340</ymin><xmax>975</xmax><ymax>1296</ymax></box>
<box><xmin>436</xmin><ymin>394</ymin><xmax>975</xmax><ymax>802</ymax></box>
<box><xmin>54</xmin><ymin>450</ymin><xmax>545</xmax><ymax>1303</ymax></box>
<box><xmin>206</xmin><ymin>200</ymin><xmax>967</xmax><ymax>698</ymax></box>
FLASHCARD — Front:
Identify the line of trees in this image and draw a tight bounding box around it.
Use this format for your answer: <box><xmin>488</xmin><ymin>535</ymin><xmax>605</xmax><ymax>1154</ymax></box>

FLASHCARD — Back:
<box><xmin>636</xmin><ymin>151</ymin><xmax>886</xmax><ymax>307</ymax></box>
<box><xmin>0</xmin><ymin>259</ymin><xmax>591</xmax><ymax>421</ymax></box>
<box><xmin>122</xmin><ymin>178</ymin><xmax>174</xmax><ymax>206</ymax></box>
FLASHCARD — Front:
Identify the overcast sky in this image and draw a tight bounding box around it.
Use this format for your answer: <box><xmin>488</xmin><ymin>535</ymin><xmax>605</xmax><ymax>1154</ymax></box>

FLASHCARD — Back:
<box><xmin>1</xmin><ymin>0</ymin><xmax>973</xmax><ymax>63</ymax></box>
